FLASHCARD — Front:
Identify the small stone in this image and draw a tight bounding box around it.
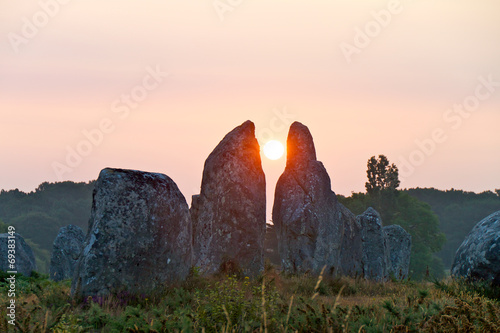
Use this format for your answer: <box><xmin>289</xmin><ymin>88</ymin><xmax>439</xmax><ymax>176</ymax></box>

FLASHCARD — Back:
<box><xmin>0</xmin><ymin>233</ymin><xmax>37</xmax><ymax>276</ymax></box>
<box><xmin>383</xmin><ymin>224</ymin><xmax>411</xmax><ymax>280</ymax></box>
<box><xmin>50</xmin><ymin>225</ymin><xmax>85</xmax><ymax>281</ymax></box>
<box><xmin>451</xmin><ymin>211</ymin><xmax>500</xmax><ymax>286</ymax></box>
<box><xmin>358</xmin><ymin>208</ymin><xmax>390</xmax><ymax>282</ymax></box>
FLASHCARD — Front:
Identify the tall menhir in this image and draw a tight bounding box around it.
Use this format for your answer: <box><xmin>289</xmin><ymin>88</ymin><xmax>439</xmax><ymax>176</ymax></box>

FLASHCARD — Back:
<box><xmin>191</xmin><ymin>120</ymin><xmax>266</xmax><ymax>276</ymax></box>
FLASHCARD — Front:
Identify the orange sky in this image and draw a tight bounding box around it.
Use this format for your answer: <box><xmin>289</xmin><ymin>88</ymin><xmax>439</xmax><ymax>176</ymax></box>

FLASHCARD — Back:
<box><xmin>1</xmin><ymin>1</ymin><xmax>499</xmax><ymax>218</ymax></box>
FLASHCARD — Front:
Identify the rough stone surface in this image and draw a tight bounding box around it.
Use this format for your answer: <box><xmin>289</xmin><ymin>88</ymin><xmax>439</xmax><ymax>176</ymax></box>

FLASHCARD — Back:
<box><xmin>358</xmin><ymin>208</ymin><xmax>390</xmax><ymax>281</ymax></box>
<box><xmin>191</xmin><ymin>121</ymin><xmax>266</xmax><ymax>276</ymax></box>
<box><xmin>273</xmin><ymin>122</ymin><xmax>345</xmax><ymax>275</ymax></box>
<box><xmin>451</xmin><ymin>211</ymin><xmax>500</xmax><ymax>286</ymax></box>
<box><xmin>0</xmin><ymin>233</ymin><xmax>37</xmax><ymax>276</ymax></box>
<box><xmin>72</xmin><ymin>168</ymin><xmax>192</xmax><ymax>297</ymax></box>
<box><xmin>50</xmin><ymin>225</ymin><xmax>85</xmax><ymax>281</ymax></box>
<box><xmin>339</xmin><ymin>204</ymin><xmax>363</xmax><ymax>277</ymax></box>
<box><xmin>383</xmin><ymin>225</ymin><xmax>411</xmax><ymax>280</ymax></box>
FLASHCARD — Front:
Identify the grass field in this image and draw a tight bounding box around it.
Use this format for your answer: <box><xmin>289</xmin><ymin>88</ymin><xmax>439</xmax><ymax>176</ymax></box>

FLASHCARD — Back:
<box><xmin>1</xmin><ymin>264</ymin><xmax>499</xmax><ymax>332</ymax></box>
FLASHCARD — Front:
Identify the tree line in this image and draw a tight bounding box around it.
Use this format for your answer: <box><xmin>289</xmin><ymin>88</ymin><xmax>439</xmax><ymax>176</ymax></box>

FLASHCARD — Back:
<box><xmin>0</xmin><ymin>181</ymin><xmax>94</xmax><ymax>272</ymax></box>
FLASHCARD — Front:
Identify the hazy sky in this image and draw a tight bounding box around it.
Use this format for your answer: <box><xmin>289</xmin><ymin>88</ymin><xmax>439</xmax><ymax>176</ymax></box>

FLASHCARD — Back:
<box><xmin>1</xmin><ymin>1</ymin><xmax>499</xmax><ymax>217</ymax></box>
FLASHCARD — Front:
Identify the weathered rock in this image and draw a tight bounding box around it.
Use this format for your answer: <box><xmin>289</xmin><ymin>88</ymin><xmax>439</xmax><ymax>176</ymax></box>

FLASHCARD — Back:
<box><xmin>0</xmin><ymin>233</ymin><xmax>37</xmax><ymax>276</ymax></box>
<box><xmin>72</xmin><ymin>168</ymin><xmax>192</xmax><ymax>297</ymax></box>
<box><xmin>383</xmin><ymin>225</ymin><xmax>411</xmax><ymax>280</ymax></box>
<box><xmin>451</xmin><ymin>211</ymin><xmax>500</xmax><ymax>286</ymax></box>
<box><xmin>50</xmin><ymin>225</ymin><xmax>85</xmax><ymax>281</ymax></box>
<box><xmin>339</xmin><ymin>204</ymin><xmax>363</xmax><ymax>277</ymax></box>
<box><xmin>191</xmin><ymin>121</ymin><xmax>266</xmax><ymax>276</ymax></box>
<box><xmin>358</xmin><ymin>208</ymin><xmax>390</xmax><ymax>281</ymax></box>
<box><xmin>273</xmin><ymin>122</ymin><xmax>345</xmax><ymax>275</ymax></box>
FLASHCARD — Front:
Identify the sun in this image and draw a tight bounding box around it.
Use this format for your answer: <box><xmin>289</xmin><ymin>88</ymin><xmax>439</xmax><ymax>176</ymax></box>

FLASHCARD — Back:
<box><xmin>263</xmin><ymin>140</ymin><xmax>285</xmax><ymax>160</ymax></box>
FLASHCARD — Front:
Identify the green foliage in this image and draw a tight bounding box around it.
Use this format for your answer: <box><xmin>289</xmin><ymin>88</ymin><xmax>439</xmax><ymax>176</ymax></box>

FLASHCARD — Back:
<box><xmin>0</xmin><ymin>181</ymin><xmax>95</xmax><ymax>274</ymax></box>
<box><xmin>21</xmin><ymin>238</ymin><xmax>52</xmax><ymax>279</ymax></box>
<box><xmin>0</xmin><ymin>269</ymin><xmax>499</xmax><ymax>332</ymax></box>
<box><xmin>339</xmin><ymin>191</ymin><xmax>446</xmax><ymax>280</ymax></box>
<box><xmin>0</xmin><ymin>219</ymin><xmax>8</xmax><ymax>233</ymax></box>
<box><xmin>407</xmin><ymin>188</ymin><xmax>500</xmax><ymax>269</ymax></box>
<box><xmin>365</xmin><ymin>155</ymin><xmax>400</xmax><ymax>194</ymax></box>
<box><xmin>52</xmin><ymin>314</ymin><xmax>84</xmax><ymax>333</ymax></box>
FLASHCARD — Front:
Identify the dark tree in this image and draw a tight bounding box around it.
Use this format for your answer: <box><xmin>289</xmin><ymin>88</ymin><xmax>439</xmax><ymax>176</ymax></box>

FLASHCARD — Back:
<box><xmin>365</xmin><ymin>155</ymin><xmax>400</xmax><ymax>194</ymax></box>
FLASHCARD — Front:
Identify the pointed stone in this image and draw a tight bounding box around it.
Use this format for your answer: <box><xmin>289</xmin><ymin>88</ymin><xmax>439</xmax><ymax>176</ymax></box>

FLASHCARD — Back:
<box><xmin>286</xmin><ymin>122</ymin><xmax>317</xmax><ymax>169</ymax></box>
<box><xmin>273</xmin><ymin>122</ymin><xmax>345</xmax><ymax>275</ymax></box>
<box><xmin>191</xmin><ymin>121</ymin><xmax>266</xmax><ymax>276</ymax></box>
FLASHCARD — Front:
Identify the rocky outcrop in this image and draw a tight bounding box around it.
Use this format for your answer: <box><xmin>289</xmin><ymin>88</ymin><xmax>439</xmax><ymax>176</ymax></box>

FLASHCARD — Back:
<box><xmin>50</xmin><ymin>225</ymin><xmax>85</xmax><ymax>281</ymax></box>
<box><xmin>72</xmin><ymin>168</ymin><xmax>192</xmax><ymax>297</ymax></box>
<box><xmin>191</xmin><ymin>121</ymin><xmax>266</xmax><ymax>276</ymax></box>
<box><xmin>451</xmin><ymin>211</ymin><xmax>500</xmax><ymax>286</ymax></box>
<box><xmin>0</xmin><ymin>233</ymin><xmax>37</xmax><ymax>276</ymax></box>
<box><xmin>273</xmin><ymin>122</ymin><xmax>346</xmax><ymax>275</ymax></box>
<box><xmin>383</xmin><ymin>225</ymin><xmax>411</xmax><ymax>280</ymax></box>
<box><xmin>358</xmin><ymin>208</ymin><xmax>390</xmax><ymax>281</ymax></box>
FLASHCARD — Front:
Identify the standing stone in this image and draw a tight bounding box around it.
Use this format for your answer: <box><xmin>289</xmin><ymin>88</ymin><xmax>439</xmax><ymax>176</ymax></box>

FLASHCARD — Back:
<box><xmin>451</xmin><ymin>211</ymin><xmax>500</xmax><ymax>286</ymax></box>
<box><xmin>358</xmin><ymin>208</ymin><xmax>390</xmax><ymax>281</ymax></box>
<box><xmin>339</xmin><ymin>204</ymin><xmax>363</xmax><ymax>277</ymax></box>
<box><xmin>191</xmin><ymin>121</ymin><xmax>266</xmax><ymax>276</ymax></box>
<box><xmin>0</xmin><ymin>233</ymin><xmax>37</xmax><ymax>276</ymax></box>
<box><xmin>273</xmin><ymin>122</ymin><xmax>345</xmax><ymax>275</ymax></box>
<box><xmin>72</xmin><ymin>168</ymin><xmax>192</xmax><ymax>297</ymax></box>
<box><xmin>383</xmin><ymin>225</ymin><xmax>411</xmax><ymax>280</ymax></box>
<box><xmin>50</xmin><ymin>225</ymin><xmax>85</xmax><ymax>281</ymax></box>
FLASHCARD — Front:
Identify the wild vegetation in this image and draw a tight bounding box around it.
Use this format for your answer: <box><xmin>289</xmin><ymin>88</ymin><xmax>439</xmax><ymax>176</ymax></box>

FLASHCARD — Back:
<box><xmin>0</xmin><ymin>181</ymin><xmax>94</xmax><ymax>272</ymax></box>
<box><xmin>0</xmin><ymin>265</ymin><xmax>499</xmax><ymax>332</ymax></box>
<box><xmin>1</xmin><ymin>156</ymin><xmax>499</xmax><ymax>331</ymax></box>
<box><xmin>337</xmin><ymin>155</ymin><xmax>500</xmax><ymax>280</ymax></box>
<box><xmin>406</xmin><ymin>188</ymin><xmax>500</xmax><ymax>269</ymax></box>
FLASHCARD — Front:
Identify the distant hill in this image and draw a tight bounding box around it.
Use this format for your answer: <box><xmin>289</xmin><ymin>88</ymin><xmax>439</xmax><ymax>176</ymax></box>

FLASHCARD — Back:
<box><xmin>0</xmin><ymin>181</ymin><xmax>95</xmax><ymax>273</ymax></box>
<box><xmin>406</xmin><ymin>188</ymin><xmax>500</xmax><ymax>270</ymax></box>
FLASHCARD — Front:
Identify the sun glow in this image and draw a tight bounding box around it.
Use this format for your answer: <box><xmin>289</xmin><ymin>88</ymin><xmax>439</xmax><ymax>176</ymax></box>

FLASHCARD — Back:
<box><xmin>263</xmin><ymin>140</ymin><xmax>285</xmax><ymax>160</ymax></box>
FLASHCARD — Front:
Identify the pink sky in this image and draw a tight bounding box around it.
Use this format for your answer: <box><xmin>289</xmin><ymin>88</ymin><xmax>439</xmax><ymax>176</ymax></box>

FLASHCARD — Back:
<box><xmin>1</xmin><ymin>1</ymin><xmax>499</xmax><ymax>218</ymax></box>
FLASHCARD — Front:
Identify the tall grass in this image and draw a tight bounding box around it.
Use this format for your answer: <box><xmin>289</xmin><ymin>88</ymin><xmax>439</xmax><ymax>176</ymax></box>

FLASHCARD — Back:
<box><xmin>0</xmin><ymin>268</ymin><xmax>498</xmax><ymax>332</ymax></box>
